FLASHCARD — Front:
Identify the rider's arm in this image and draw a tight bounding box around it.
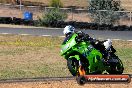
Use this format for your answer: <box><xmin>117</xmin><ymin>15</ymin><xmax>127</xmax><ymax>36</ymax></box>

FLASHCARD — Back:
<box><xmin>76</xmin><ymin>31</ymin><xmax>96</xmax><ymax>43</ymax></box>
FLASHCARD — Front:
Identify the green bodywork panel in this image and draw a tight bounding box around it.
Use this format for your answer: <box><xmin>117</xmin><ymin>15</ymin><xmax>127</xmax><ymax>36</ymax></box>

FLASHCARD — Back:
<box><xmin>61</xmin><ymin>33</ymin><xmax>77</xmax><ymax>56</ymax></box>
<box><xmin>69</xmin><ymin>55</ymin><xmax>80</xmax><ymax>60</ymax></box>
<box><xmin>60</xmin><ymin>33</ymin><xmax>105</xmax><ymax>73</ymax></box>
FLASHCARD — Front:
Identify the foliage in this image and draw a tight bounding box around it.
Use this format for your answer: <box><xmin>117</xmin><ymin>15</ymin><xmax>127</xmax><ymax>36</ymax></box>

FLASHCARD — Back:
<box><xmin>49</xmin><ymin>0</ymin><xmax>63</xmax><ymax>8</ymax></box>
<box><xmin>88</xmin><ymin>0</ymin><xmax>125</xmax><ymax>24</ymax></box>
<box><xmin>37</xmin><ymin>8</ymin><xmax>67</xmax><ymax>26</ymax></box>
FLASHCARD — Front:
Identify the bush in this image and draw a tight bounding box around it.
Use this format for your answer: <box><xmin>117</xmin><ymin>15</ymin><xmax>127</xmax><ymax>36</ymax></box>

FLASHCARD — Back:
<box><xmin>37</xmin><ymin>8</ymin><xmax>67</xmax><ymax>27</ymax></box>
<box><xmin>49</xmin><ymin>0</ymin><xmax>63</xmax><ymax>8</ymax></box>
<box><xmin>88</xmin><ymin>0</ymin><xmax>125</xmax><ymax>25</ymax></box>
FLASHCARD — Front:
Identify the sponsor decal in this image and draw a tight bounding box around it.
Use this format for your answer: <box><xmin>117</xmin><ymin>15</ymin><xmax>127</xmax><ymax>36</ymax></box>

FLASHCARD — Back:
<box><xmin>84</xmin><ymin>74</ymin><xmax>131</xmax><ymax>83</ymax></box>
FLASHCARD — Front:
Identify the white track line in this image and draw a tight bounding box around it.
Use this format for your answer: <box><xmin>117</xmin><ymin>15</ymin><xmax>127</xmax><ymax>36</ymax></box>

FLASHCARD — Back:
<box><xmin>41</xmin><ymin>35</ymin><xmax>51</xmax><ymax>37</ymax></box>
<box><xmin>1</xmin><ymin>33</ymin><xmax>10</xmax><ymax>34</ymax></box>
<box><xmin>19</xmin><ymin>34</ymin><xmax>31</xmax><ymax>35</ymax></box>
<box><xmin>112</xmin><ymin>39</ymin><xmax>122</xmax><ymax>41</ymax></box>
<box><xmin>59</xmin><ymin>36</ymin><xmax>65</xmax><ymax>38</ymax></box>
<box><xmin>127</xmin><ymin>40</ymin><xmax>132</xmax><ymax>42</ymax></box>
<box><xmin>0</xmin><ymin>33</ymin><xmax>131</xmax><ymax>42</ymax></box>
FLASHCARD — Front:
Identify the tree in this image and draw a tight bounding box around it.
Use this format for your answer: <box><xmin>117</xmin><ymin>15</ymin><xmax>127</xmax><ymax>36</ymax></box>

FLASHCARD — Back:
<box><xmin>88</xmin><ymin>0</ymin><xmax>125</xmax><ymax>24</ymax></box>
<box><xmin>37</xmin><ymin>0</ymin><xmax>67</xmax><ymax>27</ymax></box>
<box><xmin>49</xmin><ymin>0</ymin><xmax>63</xmax><ymax>8</ymax></box>
<box><xmin>37</xmin><ymin>8</ymin><xmax>67</xmax><ymax>26</ymax></box>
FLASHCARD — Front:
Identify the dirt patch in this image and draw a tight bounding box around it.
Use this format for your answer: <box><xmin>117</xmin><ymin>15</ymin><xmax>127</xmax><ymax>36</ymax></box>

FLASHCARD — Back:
<box><xmin>1</xmin><ymin>0</ymin><xmax>132</xmax><ymax>10</ymax></box>
<box><xmin>0</xmin><ymin>80</ymin><xmax>131</xmax><ymax>88</ymax></box>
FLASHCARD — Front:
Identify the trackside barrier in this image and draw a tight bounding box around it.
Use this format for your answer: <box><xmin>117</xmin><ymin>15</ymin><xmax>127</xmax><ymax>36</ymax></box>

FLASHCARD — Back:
<box><xmin>44</xmin><ymin>21</ymin><xmax>132</xmax><ymax>31</ymax></box>
<box><xmin>0</xmin><ymin>17</ymin><xmax>131</xmax><ymax>31</ymax></box>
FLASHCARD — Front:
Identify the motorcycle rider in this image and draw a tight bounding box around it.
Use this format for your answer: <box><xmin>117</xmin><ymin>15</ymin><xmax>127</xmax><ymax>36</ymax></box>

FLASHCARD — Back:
<box><xmin>63</xmin><ymin>25</ymin><xmax>116</xmax><ymax>60</ymax></box>
<box><xmin>63</xmin><ymin>25</ymin><xmax>95</xmax><ymax>44</ymax></box>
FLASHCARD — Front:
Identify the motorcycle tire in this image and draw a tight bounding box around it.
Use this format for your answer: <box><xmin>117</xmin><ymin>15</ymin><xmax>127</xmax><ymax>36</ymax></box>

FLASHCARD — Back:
<box><xmin>107</xmin><ymin>55</ymin><xmax>124</xmax><ymax>74</ymax></box>
<box><xmin>67</xmin><ymin>58</ymin><xmax>79</xmax><ymax>76</ymax></box>
<box><xmin>76</xmin><ymin>76</ymin><xmax>86</xmax><ymax>85</ymax></box>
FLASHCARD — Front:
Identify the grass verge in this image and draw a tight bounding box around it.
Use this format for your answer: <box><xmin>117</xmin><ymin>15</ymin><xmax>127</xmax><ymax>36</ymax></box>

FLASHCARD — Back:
<box><xmin>0</xmin><ymin>34</ymin><xmax>131</xmax><ymax>79</ymax></box>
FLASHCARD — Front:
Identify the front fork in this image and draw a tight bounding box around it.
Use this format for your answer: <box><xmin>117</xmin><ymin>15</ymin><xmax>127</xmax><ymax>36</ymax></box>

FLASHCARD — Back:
<box><xmin>78</xmin><ymin>60</ymin><xmax>86</xmax><ymax>76</ymax></box>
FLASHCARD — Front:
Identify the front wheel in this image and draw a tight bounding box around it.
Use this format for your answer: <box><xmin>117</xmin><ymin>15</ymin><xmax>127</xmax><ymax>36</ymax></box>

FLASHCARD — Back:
<box><xmin>67</xmin><ymin>58</ymin><xmax>79</xmax><ymax>76</ymax></box>
<box><xmin>67</xmin><ymin>58</ymin><xmax>86</xmax><ymax>76</ymax></box>
<box><xmin>76</xmin><ymin>76</ymin><xmax>86</xmax><ymax>85</ymax></box>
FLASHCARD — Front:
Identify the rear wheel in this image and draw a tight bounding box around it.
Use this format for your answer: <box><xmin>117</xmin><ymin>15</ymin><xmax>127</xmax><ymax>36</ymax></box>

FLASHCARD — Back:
<box><xmin>107</xmin><ymin>55</ymin><xmax>124</xmax><ymax>74</ymax></box>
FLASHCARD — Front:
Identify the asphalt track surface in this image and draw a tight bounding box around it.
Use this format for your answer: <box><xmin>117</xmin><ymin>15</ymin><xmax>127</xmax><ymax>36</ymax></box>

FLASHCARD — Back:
<box><xmin>0</xmin><ymin>27</ymin><xmax>131</xmax><ymax>40</ymax></box>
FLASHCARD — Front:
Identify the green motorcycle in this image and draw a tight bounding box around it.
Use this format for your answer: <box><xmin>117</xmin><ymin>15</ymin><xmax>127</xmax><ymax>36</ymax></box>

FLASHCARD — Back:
<box><xmin>60</xmin><ymin>33</ymin><xmax>124</xmax><ymax>76</ymax></box>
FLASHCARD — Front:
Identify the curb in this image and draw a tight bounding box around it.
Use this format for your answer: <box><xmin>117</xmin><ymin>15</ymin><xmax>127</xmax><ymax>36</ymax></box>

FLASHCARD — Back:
<box><xmin>0</xmin><ymin>33</ymin><xmax>132</xmax><ymax>42</ymax></box>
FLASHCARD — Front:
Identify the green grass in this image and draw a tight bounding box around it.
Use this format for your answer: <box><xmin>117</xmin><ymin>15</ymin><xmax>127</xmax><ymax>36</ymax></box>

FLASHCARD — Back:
<box><xmin>116</xmin><ymin>48</ymin><xmax>132</xmax><ymax>73</ymax></box>
<box><xmin>0</xmin><ymin>35</ymin><xmax>71</xmax><ymax>79</ymax></box>
<box><xmin>0</xmin><ymin>34</ymin><xmax>131</xmax><ymax>79</ymax></box>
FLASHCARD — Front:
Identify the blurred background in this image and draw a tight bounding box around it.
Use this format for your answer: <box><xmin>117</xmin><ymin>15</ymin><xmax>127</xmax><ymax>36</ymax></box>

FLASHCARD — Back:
<box><xmin>0</xmin><ymin>0</ymin><xmax>132</xmax><ymax>26</ymax></box>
